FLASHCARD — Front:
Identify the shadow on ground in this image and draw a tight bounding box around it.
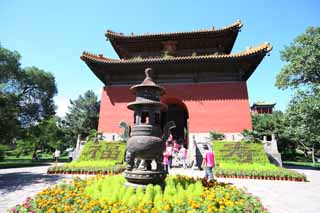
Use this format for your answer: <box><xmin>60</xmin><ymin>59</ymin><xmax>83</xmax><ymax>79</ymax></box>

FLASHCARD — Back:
<box><xmin>0</xmin><ymin>172</ymin><xmax>63</xmax><ymax>193</ymax></box>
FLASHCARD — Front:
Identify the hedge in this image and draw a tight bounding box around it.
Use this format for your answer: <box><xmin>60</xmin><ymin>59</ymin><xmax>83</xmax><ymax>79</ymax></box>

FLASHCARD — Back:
<box><xmin>213</xmin><ymin>141</ymin><xmax>270</xmax><ymax>164</ymax></box>
<box><xmin>78</xmin><ymin>141</ymin><xmax>126</xmax><ymax>163</ymax></box>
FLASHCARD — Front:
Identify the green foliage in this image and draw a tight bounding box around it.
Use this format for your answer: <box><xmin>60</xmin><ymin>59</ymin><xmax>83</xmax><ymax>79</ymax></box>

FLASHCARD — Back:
<box><xmin>47</xmin><ymin>161</ymin><xmax>126</xmax><ymax>174</ymax></box>
<box><xmin>14</xmin><ymin>116</ymin><xmax>67</xmax><ymax>155</ymax></box>
<box><xmin>284</xmin><ymin>89</ymin><xmax>320</xmax><ymax>149</ymax></box>
<box><xmin>0</xmin><ymin>93</ymin><xmax>19</xmax><ymax>145</ymax></box>
<box><xmin>276</xmin><ymin>26</ymin><xmax>320</xmax><ymax>90</ymax></box>
<box><xmin>81</xmin><ymin>175</ymin><xmax>267</xmax><ymax>212</ymax></box>
<box><xmin>78</xmin><ymin>141</ymin><xmax>126</xmax><ymax>162</ymax></box>
<box><xmin>86</xmin><ymin>129</ymin><xmax>104</xmax><ymax>142</ymax></box>
<box><xmin>0</xmin><ymin>44</ymin><xmax>57</xmax><ymax>145</ymax></box>
<box><xmin>209</xmin><ymin>130</ymin><xmax>225</xmax><ymax>140</ymax></box>
<box><xmin>240</xmin><ymin>129</ymin><xmax>260</xmax><ymax>142</ymax></box>
<box><xmin>213</xmin><ymin>141</ymin><xmax>270</xmax><ymax>164</ymax></box>
<box><xmin>252</xmin><ymin>111</ymin><xmax>285</xmax><ymax>138</ymax></box>
<box><xmin>215</xmin><ymin>163</ymin><xmax>306</xmax><ymax>180</ymax></box>
<box><xmin>0</xmin><ymin>144</ymin><xmax>9</xmax><ymax>161</ymax></box>
<box><xmin>15</xmin><ymin>175</ymin><xmax>268</xmax><ymax>213</ymax></box>
<box><xmin>61</xmin><ymin>90</ymin><xmax>100</xmax><ymax>144</ymax></box>
<box><xmin>18</xmin><ymin>66</ymin><xmax>57</xmax><ymax>126</ymax></box>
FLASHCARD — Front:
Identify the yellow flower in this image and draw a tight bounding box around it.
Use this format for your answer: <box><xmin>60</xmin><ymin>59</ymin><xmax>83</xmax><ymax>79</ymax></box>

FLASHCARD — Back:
<box><xmin>164</xmin><ymin>204</ymin><xmax>171</xmax><ymax>211</ymax></box>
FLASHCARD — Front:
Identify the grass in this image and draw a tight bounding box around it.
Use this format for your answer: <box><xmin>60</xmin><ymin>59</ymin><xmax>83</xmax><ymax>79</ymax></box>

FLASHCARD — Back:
<box><xmin>0</xmin><ymin>161</ymin><xmax>50</xmax><ymax>169</ymax></box>
<box><xmin>0</xmin><ymin>155</ymin><xmax>68</xmax><ymax>169</ymax></box>
<box><xmin>283</xmin><ymin>161</ymin><xmax>320</xmax><ymax>169</ymax></box>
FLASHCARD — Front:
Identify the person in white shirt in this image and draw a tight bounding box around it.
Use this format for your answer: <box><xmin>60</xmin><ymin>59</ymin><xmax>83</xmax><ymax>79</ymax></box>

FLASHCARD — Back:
<box><xmin>66</xmin><ymin>147</ymin><xmax>73</xmax><ymax>162</ymax></box>
<box><xmin>54</xmin><ymin>149</ymin><xmax>61</xmax><ymax>163</ymax></box>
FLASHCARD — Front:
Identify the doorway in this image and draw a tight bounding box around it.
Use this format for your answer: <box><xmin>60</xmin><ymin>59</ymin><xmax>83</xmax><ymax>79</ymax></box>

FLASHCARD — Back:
<box><xmin>161</xmin><ymin>97</ymin><xmax>189</xmax><ymax>146</ymax></box>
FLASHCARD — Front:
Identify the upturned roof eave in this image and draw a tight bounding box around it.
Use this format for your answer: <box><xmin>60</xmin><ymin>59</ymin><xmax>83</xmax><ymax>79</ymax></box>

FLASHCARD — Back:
<box><xmin>81</xmin><ymin>42</ymin><xmax>272</xmax><ymax>65</ymax></box>
<box><xmin>105</xmin><ymin>20</ymin><xmax>243</xmax><ymax>40</ymax></box>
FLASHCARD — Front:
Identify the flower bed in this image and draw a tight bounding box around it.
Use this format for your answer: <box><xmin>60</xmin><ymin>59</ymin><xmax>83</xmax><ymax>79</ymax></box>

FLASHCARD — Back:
<box><xmin>47</xmin><ymin>160</ymin><xmax>126</xmax><ymax>175</ymax></box>
<box><xmin>9</xmin><ymin>175</ymin><xmax>269</xmax><ymax>213</ymax></box>
<box><xmin>214</xmin><ymin>163</ymin><xmax>306</xmax><ymax>181</ymax></box>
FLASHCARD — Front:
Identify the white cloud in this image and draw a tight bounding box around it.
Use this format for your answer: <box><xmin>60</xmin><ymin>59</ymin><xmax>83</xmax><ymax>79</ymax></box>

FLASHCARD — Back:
<box><xmin>55</xmin><ymin>97</ymin><xmax>70</xmax><ymax>118</ymax></box>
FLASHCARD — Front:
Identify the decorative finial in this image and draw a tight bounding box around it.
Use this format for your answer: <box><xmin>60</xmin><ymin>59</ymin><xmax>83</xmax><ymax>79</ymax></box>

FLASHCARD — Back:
<box><xmin>145</xmin><ymin>68</ymin><xmax>153</xmax><ymax>79</ymax></box>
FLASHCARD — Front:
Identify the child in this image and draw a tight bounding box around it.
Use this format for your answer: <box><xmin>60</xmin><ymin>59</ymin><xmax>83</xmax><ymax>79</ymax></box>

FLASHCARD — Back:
<box><xmin>202</xmin><ymin>145</ymin><xmax>215</xmax><ymax>181</ymax></box>
<box><xmin>163</xmin><ymin>151</ymin><xmax>169</xmax><ymax>174</ymax></box>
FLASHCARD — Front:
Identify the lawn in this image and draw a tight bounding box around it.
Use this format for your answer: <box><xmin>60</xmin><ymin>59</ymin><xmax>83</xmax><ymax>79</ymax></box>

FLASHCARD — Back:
<box><xmin>283</xmin><ymin>161</ymin><xmax>320</xmax><ymax>169</ymax></box>
<box><xmin>0</xmin><ymin>155</ymin><xmax>68</xmax><ymax>169</ymax></box>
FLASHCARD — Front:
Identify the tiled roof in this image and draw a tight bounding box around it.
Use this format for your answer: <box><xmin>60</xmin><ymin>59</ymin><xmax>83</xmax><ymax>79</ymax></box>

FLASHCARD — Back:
<box><xmin>81</xmin><ymin>42</ymin><xmax>272</xmax><ymax>64</ymax></box>
<box><xmin>252</xmin><ymin>102</ymin><xmax>276</xmax><ymax>106</ymax></box>
<box><xmin>105</xmin><ymin>20</ymin><xmax>243</xmax><ymax>40</ymax></box>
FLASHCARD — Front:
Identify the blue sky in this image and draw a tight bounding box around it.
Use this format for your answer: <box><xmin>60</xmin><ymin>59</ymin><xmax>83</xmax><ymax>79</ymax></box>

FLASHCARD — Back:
<box><xmin>1</xmin><ymin>0</ymin><xmax>319</xmax><ymax>116</ymax></box>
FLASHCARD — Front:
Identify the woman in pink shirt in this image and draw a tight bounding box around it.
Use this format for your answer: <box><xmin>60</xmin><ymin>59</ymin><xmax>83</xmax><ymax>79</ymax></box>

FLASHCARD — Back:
<box><xmin>166</xmin><ymin>142</ymin><xmax>173</xmax><ymax>168</ymax></box>
<box><xmin>163</xmin><ymin>151</ymin><xmax>169</xmax><ymax>174</ymax></box>
<box><xmin>202</xmin><ymin>145</ymin><xmax>215</xmax><ymax>181</ymax></box>
<box><xmin>180</xmin><ymin>145</ymin><xmax>188</xmax><ymax>169</ymax></box>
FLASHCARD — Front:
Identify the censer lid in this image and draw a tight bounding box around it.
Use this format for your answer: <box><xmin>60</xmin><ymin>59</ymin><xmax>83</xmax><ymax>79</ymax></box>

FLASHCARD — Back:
<box><xmin>130</xmin><ymin>68</ymin><xmax>165</xmax><ymax>95</ymax></box>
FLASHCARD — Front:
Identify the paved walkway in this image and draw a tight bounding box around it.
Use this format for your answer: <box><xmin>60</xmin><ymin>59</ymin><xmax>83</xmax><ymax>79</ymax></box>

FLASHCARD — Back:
<box><xmin>1</xmin><ymin>165</ymin><xmax>319</xmax><ymax>213</ymax></box>
<box><xmin>0</xmin><ymin>164</ymin><xmax>75</xmax><ymax>212</ymax></box>
<box><xmin>170</xmin><ymin>167</ymin><xmax>320</xmax><ymax>213</ymax></box>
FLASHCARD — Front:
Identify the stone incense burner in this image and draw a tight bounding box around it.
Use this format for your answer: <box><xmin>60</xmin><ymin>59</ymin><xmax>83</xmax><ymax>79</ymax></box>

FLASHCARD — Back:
<box><xmin>124</xmin><ymin>68</ymin><xmax>175</xmax><ymax>187</ymax></box>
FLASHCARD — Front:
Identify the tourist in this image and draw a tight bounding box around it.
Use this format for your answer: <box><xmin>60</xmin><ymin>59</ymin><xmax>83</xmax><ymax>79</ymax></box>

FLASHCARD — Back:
<box><xmin>180</xmin><ymin>145</ymin><xmax>188</xmax><ymax>169</ymax></box>
<box><xmin>66</xmin><ymin>147</ymin><xmax>73</xmax><ymax>162</ymax></box>
<box><xmin>54</xmin><ymin>149</ymin><xmax>61</xmax><ymax>163</ymax></box>
<box><xmin>202</xmin><ymin>145</ymin><xmax>215</xmax><ymax>181</ymax></box>
<box><xmin>163</xmin><ymin>151</ymin><xmax>169</xmax><ymax>174</ymax></box>
<box><xmin>166</xmin><ymin>142</ymin><xmax>173</xmax><ymax>168</ymax></box>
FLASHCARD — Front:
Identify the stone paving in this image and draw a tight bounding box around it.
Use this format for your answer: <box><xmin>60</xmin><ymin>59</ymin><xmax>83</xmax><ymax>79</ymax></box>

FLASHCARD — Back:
<box><xmin>170</xmin><ymin>167</ymin><xmax>320</xmax><ymax>213</ymax></box>
<box><xmin>1</xmin><ymin>165</ymin><xmax>319</xmax><ymax>213</ymax></box>
<box><xmin>0</xmin><ymin>164</ymin><xmax>75</xmax><ymax>212</ymax></box>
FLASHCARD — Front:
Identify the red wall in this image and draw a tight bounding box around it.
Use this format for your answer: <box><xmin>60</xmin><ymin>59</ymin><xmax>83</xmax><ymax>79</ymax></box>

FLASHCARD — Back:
<box><xmin>98</xmin><ymin>82</ymin><xmax>252</xmax><ymax>134</ymax></box>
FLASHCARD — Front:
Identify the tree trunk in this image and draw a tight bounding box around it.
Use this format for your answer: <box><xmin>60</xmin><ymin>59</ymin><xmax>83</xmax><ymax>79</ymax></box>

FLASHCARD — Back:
<box><xmin>312</xmin><ymin>144</ymin><xmax>315</xmax><ymax>165</ymax></box>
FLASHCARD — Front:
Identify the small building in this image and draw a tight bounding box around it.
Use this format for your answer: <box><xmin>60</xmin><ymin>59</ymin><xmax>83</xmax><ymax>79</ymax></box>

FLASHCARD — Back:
<box><xmin>251</xmin><ymin>102</ymin><xmax>276</xmax><ymax>114</ymax></box>
<box><xmin>81</xmin><ymin>20</ymin><xmax>272</xmax><ymax>142</ymax></box>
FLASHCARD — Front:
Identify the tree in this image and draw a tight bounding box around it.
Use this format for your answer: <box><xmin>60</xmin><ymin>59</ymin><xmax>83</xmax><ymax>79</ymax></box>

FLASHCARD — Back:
<box><xmin>251</xmin><ymin>111</ymin><xmax>285</xmax><ymax>138</ymax></box>
<box><xmin>18</xmin><ymin>66</ymin><xmax>57</xmax><ymax>126</ymax></box>
<box><xmin>251</xmin><ymin>111</ymin><xmax>295</xmax><ymax>155</ymax></box>
<box><xmin>275</xmin><ymin>27</ymin><xmax>320</xmax><ymax>90</ymax></box>
<box><xmin>62</xmin><ymin>90</ymin><xmax>100</xmax><ymax>144</ymax></box>
<box><xmin>284</xmin><ymin>89</ymin><xmax>320</xmax><ymax>163</ymax></box>
<box><xmin>0</xmin><ymin>44</ymin><xmax>57</xmax><ymax>144</ymax></box>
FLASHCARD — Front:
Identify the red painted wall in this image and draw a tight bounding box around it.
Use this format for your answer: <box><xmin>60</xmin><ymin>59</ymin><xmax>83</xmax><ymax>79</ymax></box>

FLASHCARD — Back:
<box><xmin>98</xmin><ymin>82</ymin><xmax>252</xmax><ymax>134</ymax></box>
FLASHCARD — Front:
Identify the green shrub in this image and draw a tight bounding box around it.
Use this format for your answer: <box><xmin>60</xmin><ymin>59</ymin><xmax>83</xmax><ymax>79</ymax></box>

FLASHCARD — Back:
<box><xmin>0</xmin><ymin>144</ymin><xmax>9</xmax><ymax>161</ymax></box>
<box><xmin>209</xmin><ymin>130</ymin><xmax>225</xmax><ymax>140</ymax></box>
<box><xmin>213</xmin><ymin>141</ymin><xmax>270</xmax><ymax>164</ymax></box>
<box><xmin>78</xmin><ymin>141</ymin><xmax>126</xmax><ymax>163</ymax></box>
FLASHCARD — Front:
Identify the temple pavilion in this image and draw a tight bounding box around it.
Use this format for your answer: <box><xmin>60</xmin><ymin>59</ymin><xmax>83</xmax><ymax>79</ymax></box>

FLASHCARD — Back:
<box><xmin>81</xmin><ymin>20</ymin><xmax>272</xmax><ymax>142</ymax></box>
<box><xmin>251</xmin><ymin>102</ymin><xmax>276</xmax><ymax>114</ymax></box>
